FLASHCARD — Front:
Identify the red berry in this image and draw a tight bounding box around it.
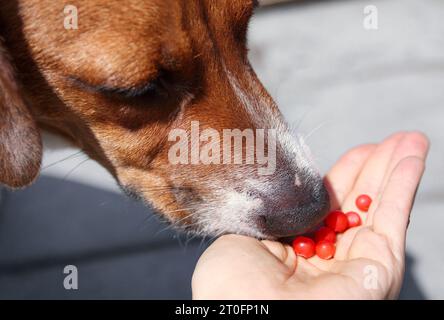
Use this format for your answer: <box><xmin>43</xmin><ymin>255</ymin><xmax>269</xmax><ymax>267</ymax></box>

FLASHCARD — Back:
<box><xmin>324</xmin><ymin>210</ymin><xmax>349</xmax><ymax>233</ymax></box>
<box><xmin>292</xmin><ymin>236</ymin><xmax>315</xmax><ymax>259</ymax></box>
<box><xmin>315</xmin><ymin>240</ymin><xmax>336</xmax><ymax>260</ymax></box>
<box><xmin>315</xmin><ymin>227</ymin><xmax>336</xmax><ymax>243</ymax></box>
<box><xmin>346</xmin><ymin>211</ymin><xmax>362</xmax><ymax>228</ymax></box>
<box><xmin>356</xmin><ymin>194</ymin><xmax>372</xmax><ymax>212</ymax></box>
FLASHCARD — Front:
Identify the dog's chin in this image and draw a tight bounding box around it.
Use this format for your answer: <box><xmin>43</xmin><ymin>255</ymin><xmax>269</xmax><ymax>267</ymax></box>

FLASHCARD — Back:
<box><xmin>181</xmin><ymin>222</ymin><xmax>274</xmax><ymax>240</ymax></box>
<box><xmin>180</xmin><ymin>217</ymin><xmax>319</xmax><ymax>241</ymax></box>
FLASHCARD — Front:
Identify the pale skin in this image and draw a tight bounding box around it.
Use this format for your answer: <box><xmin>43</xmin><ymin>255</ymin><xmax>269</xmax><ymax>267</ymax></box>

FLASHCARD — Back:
<box><xmin>192</xmin><ymin>132</ymin><xmax>430</xmax><ymax>299</ymax></box>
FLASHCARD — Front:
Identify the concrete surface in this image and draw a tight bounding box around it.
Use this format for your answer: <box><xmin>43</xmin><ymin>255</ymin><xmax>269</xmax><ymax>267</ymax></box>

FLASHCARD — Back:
<box><xmin>0</xmin><ymin>177</ymin><xmax>206</xmax><ymax>299</ymax></box>
<box><xmin>0</xmin><ymin>0</ymin><xmax>443</xmax><ymax>299</ymax></box>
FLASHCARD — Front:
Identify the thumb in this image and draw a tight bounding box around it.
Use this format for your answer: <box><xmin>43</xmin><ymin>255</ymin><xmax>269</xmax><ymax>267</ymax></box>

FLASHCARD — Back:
<box><xmin>261</xmin><ymin>240</ymin><xmax>297</xmax><ymax>272</ymax></box>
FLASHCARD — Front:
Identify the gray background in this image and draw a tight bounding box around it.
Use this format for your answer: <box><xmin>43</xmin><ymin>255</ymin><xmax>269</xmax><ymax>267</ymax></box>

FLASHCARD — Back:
<box><xmin>0</xmin><ymin>0</ymin><xmax>443</xmax><ymax>299</ymax></box>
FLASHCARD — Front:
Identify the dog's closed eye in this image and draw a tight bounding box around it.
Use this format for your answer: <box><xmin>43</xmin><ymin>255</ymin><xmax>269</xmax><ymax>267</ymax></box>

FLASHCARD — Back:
<box><xmin>67</xmin><ymin>74</ymin><xmax>170</xmax><ymax>99</ymax></box>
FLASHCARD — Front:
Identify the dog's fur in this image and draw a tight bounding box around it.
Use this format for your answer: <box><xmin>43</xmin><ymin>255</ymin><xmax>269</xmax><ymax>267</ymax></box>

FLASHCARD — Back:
<box><xmin>0</xmin><ymin>0</ymin><xmax>329</xmax><ymax>239</ymax></box>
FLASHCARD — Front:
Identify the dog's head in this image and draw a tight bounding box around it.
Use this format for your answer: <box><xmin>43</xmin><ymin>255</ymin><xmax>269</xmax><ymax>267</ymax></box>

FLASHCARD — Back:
<box><xmin>0</xmin><ymin>0</ymin><xmax>329</xmax><ymax>239</ymax></box>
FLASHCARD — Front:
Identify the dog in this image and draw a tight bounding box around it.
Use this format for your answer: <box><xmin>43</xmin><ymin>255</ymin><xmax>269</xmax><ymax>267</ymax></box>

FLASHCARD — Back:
<box><xmin>0</xmin><ymin>0</ymin><xmax>329</xmax><ymax>239</ymax></box>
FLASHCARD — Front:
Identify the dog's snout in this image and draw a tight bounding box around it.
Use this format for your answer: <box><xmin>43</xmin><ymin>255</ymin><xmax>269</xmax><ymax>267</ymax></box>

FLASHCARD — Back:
<box><xmin>255</xmin><ymin>174</ymin><xmax>330</xmax><ymax>238</ymax></box>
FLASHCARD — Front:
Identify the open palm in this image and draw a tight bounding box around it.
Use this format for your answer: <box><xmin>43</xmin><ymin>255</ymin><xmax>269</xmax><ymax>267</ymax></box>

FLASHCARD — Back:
<box><xmin>192</xmin><ymin>132</ymin><xmax>429</xmax><ymax>299</ymax></box>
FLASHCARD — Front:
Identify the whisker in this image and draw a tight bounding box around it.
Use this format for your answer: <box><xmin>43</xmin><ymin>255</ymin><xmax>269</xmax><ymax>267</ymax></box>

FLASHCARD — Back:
<box><xmin>41</xmin><ymin>150</ymin><xmax>85</xmax><ymax>171</ymax></box>
<box><xmin>198</xmin><ymin>234</ymin><xmax>207</xmax><ymax>250</ymax></box>
<box><xmin>302</xmin><ymin>120</ymin><xmax>331</xmax><ymax>142</ymax></box>
<box><xmin>62</xmin><ymin>156</ymin><xmax>90</xmax><ymax>180</ymax></box>
<box><xmin>153</xmin><ymin>211</ymin><xmax>200</xmax><ymax>236</ymax></box>
<box><xmin>163</xmin><ymin>207</ymin><xmax>195</xmax><ymax>214</ymax></box>
<box><xmin>138</xmin><ymin>186</ymin><xmax>174</xmax><ymax>191</ymax></box>
<box><xmin>184</xmin><ymin>231</ymin><xmax>199</xmax><ymax>247</ymax></box>
<box><xmin>289</xmin><ymin>105</ymin><xmax>317</xmax><ymax>134</ymax></box>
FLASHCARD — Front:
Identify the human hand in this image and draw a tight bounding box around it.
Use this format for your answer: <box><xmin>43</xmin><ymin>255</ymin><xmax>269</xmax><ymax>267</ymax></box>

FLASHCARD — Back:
<box><xmin>192</xmin><ymin>132</ymin><xmax>429</xmax><ymax>299</ymax></box>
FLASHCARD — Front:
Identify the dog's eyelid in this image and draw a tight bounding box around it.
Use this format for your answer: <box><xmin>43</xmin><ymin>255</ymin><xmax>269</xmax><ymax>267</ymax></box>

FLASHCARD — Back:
<box><xmin>100</xmin><ymin>81</ymin><xmax>160</xmax><ymax>98</ymax></box>
<box><xmin>67</xmin><ymin>76</ymin><xmax>162</xmax><ymax>98</ymax></box>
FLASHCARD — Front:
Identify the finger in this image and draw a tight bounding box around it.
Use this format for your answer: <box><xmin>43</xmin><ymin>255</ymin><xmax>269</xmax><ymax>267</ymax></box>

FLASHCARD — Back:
<box><xmin>334</xmin><ymin>132</ymin><xmax>423</xmax><ymax>260</ymax></box>
<box><xmin>372</xmin><ymin>156</ymin><xmax>426</xmax><ymax>260</ymax></box>
<box><xmin>324</xmin><ymin>144</ymin><xmax>376</xmax><ymax>209</ymax></box>
<box><xmin>340</xmin><ymin>132</ymin><xmax>407</xmax><ymax>219</ymax></box>
<box><xmin>366</xmin><ymin>132</ymin><xmax>429</xmax><ymax>225</ymax></box>
<box><xmin>261</xmin><ymin>240</ymin><xmax>297</xmax><ymax>272</ymax></box>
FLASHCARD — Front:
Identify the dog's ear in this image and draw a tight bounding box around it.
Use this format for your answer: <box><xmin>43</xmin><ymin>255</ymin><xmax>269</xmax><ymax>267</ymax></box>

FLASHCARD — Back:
<box><xmin>0</xmin><ymin>39</ymin><xmax>42</xmax><ymax>188</ymax></box>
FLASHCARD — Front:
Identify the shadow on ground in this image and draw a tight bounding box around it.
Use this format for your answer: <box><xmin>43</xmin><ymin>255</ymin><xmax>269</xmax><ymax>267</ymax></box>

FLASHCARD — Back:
<box><xmin>0</xmin><ymin>176</ymin><xmax>425</xmax><ymax>299</ymax></box>
<box><xmin>0</xmin><ymin>176</ymin><xmax>209</xmax><ymax>299</ymax></box>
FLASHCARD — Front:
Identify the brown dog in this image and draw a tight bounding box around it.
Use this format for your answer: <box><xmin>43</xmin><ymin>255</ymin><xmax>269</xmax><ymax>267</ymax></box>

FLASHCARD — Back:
<box><xmin>0</xmin><ymin>0</ymin><xmax>329</xmax><ymax>239</ymax></box>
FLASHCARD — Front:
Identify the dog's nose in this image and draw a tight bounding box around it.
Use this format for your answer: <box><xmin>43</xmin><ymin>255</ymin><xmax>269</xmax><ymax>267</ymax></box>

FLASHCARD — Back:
<box><xmin>256</xmin><ymin>174</ymin><xmax>330</xmax><ymax>238</ymax></box>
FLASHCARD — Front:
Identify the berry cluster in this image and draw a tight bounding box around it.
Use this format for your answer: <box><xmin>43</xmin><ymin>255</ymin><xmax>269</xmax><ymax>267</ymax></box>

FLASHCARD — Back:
<box><xmin>292</xmin><ymin>194</ymin><xmax>372</xmax><ymax>260</ymax></box>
